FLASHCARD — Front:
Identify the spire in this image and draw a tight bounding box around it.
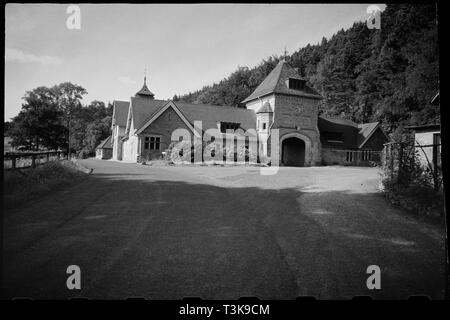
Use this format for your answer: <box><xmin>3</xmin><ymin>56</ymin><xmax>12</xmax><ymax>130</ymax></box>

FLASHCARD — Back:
<box><xmin>282</xmin><ymin>46</ymin><xmax>288</xmax><ymax>61</ymax></box>
<box><xmin>144</xmin><ymin>67</ymin><xmax>147</xmax><ymax>85</ymax></box>
<box><xmin>135</xmin><ymin>69</ymin><xmax>155</xmax><ymax>98</ymax></box>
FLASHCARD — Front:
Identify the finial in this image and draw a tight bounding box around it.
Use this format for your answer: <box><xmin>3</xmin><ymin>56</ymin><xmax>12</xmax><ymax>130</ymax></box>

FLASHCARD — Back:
<box><xmin>144</xmin><ymin>67</ymin><xmax>147</xmax><ymax>85</ymax></box>
<box><xmin>283</xmin><ymin>46</ymin><xmax>288</xmax><ymax>61</ymax></box>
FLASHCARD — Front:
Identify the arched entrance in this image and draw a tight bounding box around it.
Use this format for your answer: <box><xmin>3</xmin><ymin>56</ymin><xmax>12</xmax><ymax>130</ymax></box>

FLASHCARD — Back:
<box><xmin>282</xmin><ymin>137</ymin><xmax>305</xmax><ymax>166</ymax></box>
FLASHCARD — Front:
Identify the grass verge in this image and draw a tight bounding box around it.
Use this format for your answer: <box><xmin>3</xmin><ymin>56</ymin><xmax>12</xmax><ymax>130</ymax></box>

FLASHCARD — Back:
<box><xmin>3</xmin><ymin>160</ymin><xmax>88</xmax><ymax>210</ymax></box>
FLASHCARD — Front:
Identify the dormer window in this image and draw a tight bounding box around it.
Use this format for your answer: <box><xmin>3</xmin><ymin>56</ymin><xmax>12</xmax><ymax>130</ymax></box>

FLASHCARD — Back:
<box><xmin>322</xmin><ymin>131</ymin><xmax>343</xmax><ymax>143</ymax></box>
<box><xmin>288</xmin><ymin>78</ymin><xmax>305</xmax><ymax>91</ymax></box>
<box><xmin>220</xmin><ymin>122</ymin><xmax>240</xmax><ymax>133</ymax></box>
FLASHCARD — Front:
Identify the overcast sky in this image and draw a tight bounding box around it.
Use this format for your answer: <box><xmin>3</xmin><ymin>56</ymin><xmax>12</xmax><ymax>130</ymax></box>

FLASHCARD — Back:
<box><xmin>5</xmin><ymin>3</ymin><xmax>385</xmax><ymax>121</ymax></box>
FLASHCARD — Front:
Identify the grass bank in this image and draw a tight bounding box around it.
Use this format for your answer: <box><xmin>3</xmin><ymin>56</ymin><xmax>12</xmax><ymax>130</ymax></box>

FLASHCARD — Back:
<box><xmin>3</xmin><ymin>160</ymin><xmax>88</xmax><ymax>209</ymax></box>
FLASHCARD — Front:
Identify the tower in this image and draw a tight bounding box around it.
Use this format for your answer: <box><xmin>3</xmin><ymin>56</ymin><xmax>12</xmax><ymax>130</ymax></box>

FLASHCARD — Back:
<box><xmin>242</xmin><ymin>59</ymin><xmax>322</xmax><ymax>166</ymax></box>
<box><xmin>135</xmin><ymin>71</ymin><xmax>155</xmax><ymax>98</ymax></box>
<box><xmin>256</xmin><ymin>101</ymin><xmax>273</xmax><ymax>156</ymax></box>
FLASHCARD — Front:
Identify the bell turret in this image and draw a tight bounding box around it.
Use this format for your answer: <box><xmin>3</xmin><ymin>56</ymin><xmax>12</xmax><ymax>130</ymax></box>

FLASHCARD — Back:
<box><xmin>135</xmin><ymin>74</ymin><xmax>155</xmax><ymax>98</ymax></box>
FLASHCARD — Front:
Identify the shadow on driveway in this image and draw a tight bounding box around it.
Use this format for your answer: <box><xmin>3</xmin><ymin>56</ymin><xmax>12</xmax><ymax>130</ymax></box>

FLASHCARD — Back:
<box><xmin>2</xmin><ymin>167</ymin><xmax>447</xmax><ymax>299</ymax></box>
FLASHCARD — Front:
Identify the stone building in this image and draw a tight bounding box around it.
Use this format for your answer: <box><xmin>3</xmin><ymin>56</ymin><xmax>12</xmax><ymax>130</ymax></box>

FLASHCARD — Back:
<box><xmin>95</xmin><ymin>136</ymin><xmax>113</xmax><ymax>160</ymax></box>
<box><xmin>109</xmin><ymin>59</ymin><xmax>388</xmax><ymax>166</ymax></box>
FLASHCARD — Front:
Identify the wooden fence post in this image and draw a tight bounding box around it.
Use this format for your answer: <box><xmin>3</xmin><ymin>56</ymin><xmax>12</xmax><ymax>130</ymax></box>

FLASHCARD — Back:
<box><xmin>390</xmin><ymin>144</ymin><xmax>394</xmax><ymax>181</ymax></box>
<box><xmin>11</xmin><ymin>156</ymin><xmax>16</xmax><ymax>169</ymax></box>
<box><xmin>31</xmin><ymin>154</ymin><xmax>36</xmax><ymax>168</ymax></box>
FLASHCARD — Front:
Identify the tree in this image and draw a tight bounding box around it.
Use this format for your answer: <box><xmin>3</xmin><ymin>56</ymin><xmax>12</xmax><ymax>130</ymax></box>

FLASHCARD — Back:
<box><xmin>176</xmin><ymin>4</ymin><xmax>438</xmax><ymax>135</ymax></box>
<box><xmin>10</xmin><ymin>86</ymin><xmax>65</xmax><ymax>150</ymax></box>
<box><xmin>52</xmin><ymin>82</ymin><xmax>87</xmax><ymax>156</ymax></box>
<box><xmin>84</xmin><ymin>115</ymin><xmax>112</xmax><ymax>155</ymax></box>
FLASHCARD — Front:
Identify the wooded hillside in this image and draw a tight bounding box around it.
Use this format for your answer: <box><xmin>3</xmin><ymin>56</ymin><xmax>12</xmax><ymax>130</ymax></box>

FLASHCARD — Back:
<box><xmin>177</xmin><ymin>4</ymin><xmax>439</xmax><ymax>135</ymax></box>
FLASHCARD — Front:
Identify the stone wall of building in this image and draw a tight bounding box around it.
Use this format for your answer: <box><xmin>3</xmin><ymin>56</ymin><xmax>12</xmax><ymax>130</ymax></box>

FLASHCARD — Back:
<box><xmin>139</xmin><ymin>106</ymin><xmax>192</xmax><ymax>161</ymax></box>
<box><xmin>112</xmin><ymin>125</ymin><xmax>125</xmax><ymax>160</ymax></box>
<box><xmin>271</xmin><ymin>94</ymin><xmax>322</xmax><ymax>166</ymax></box>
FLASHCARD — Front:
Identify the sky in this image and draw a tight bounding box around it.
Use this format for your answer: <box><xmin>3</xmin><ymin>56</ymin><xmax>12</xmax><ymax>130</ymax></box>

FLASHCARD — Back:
<box><xmin>5</xmin><ymin>3</ymin><xmax>385</xmax><ymax>121</ymax></box>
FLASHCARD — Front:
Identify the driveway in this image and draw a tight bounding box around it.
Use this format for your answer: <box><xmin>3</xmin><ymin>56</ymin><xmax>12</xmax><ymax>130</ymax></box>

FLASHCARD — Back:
<box><xmin>2</xmin><ymin>159</ymin><xmax>446</xmax><ymax>299</ymax></box>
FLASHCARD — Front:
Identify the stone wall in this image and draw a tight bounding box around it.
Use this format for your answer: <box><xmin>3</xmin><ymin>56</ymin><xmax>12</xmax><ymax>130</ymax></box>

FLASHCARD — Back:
<box><xmin>96</xmin><ymin>148</ymin><xmax>112</xmax><ymax>160</ymax></box>
<box><xmin>139</xmin><ymin>106</ymin><xmax>192</xmax><ymax>161</ymax></box>
<box><xmin>271</xmin><ymin>94</ymin><xmax>322</xmax><ymax>166</ymax></box>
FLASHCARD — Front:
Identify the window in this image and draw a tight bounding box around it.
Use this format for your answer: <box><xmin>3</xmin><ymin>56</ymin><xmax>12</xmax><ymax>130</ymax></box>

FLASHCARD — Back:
<box><xmin>346</xmin><ymin>151</ymin><xmax>355</xmax><ymax>162</ymax></box>
<box><xmin>323</xmin><ymin>131</ymin><xmax>343</xmax><ymax>143</ymax></box>
<box><xmin>150</xmin><ymin>136</ymin><xmax>160</xmax><ymax>150</ymax></box>
<box><xmin>288</xmin><ymin>78</ymin><xmax>305</xmax><ymax>91</ymax></box>
<box><xmin>220</xmin><ymin>122</ymin><xmax>240</xmax><ymax>133</ymax></box>
<box><xmin>144</xmin><ymin>136</ymin><xmax>160</xmax><ymax>150</ymax></box>
<box><xmin>262</xmin><ymin>123</ymin><xmax>267</xmax><ymax>130</ymax></box>
<box><xmin>361</xmin><ymin>150</ymin><xmax>372</xmax><ymax>161</ymax></box>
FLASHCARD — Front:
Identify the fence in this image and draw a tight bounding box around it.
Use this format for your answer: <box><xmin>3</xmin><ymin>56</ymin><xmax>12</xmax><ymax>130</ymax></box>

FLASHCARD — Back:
<box><xmin>382</xmin><ymin>141</ymin><xmax>442</xmax><ymax>191</ymax></box>
<box><xmin>3</xmin><ymin>151</ymin><xmax>68</xmax><ymax>170</ymax></box>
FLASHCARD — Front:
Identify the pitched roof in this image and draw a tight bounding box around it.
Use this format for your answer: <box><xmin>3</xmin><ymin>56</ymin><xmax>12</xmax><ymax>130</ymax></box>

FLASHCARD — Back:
<box><xmin>242</xmin><ymin>60</ymin><xmax>322</xmax><ymax>104</ymax></box>
<box><xmin>405</xmin><ymin>124</ymin><xmax>441</xmax><ymax>132</ymax></box>
<box><xmin>318</xmin><ymin>116</ymin><xmax>359</xmax><ymax>149</ymax></box>
<box><xmin>112</xmin><ymin>100</ymin><xmax>130</xmax><ymax>127</ymax></box>
<box><xmin>175</xmin><ymin>102</ymin><xmax>256</xmax><ymax>131</ymax></box>
<box><xmin>256</xmin><ymin>101</ymin><xmax>273</xmax><ymax>114</ymax></box>
<box><xmin>129</xmin><ymin>97</ymin><xmax>256</xmax><ymax>134</ymax></box>
<box><xmin>318</xmin><ymin>116</ymin><xmax>385</xmax><ymax>149</ymax></box>
<box><xmin>96</xmin><ymin>136</ymin><xmax>113</xmax><ymax>149</ymax></box>
<box><xmin>130</xmin><ymin>97</ymin><xmax>167</xmax><ymax>131</ymax></box>
<box><xmin>357</xmin><ymin>122</ymin><xmax>380</xmax><ymax>148</ymax></box>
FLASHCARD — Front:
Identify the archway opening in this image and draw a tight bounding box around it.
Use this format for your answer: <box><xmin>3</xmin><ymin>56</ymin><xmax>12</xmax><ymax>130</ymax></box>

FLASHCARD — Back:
<box><xmin>282</xmin><ymin>137</ymin><xmax>305</xmax><ymax>166</ymax></box>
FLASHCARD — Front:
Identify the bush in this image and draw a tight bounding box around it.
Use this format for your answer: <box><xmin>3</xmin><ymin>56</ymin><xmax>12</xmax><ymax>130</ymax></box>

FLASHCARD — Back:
<box><xmin>225</xmin><ymin>144</ymin><xmax>258</xmax><ymax>163</ymax></box>
<box><xmin>78</xmin><ymin>148</ymin><xmax>93</xmax><ymax>159</ymax></box>
<box><xmin>163</xmin><ymin>140</ymin><xmax>269</xmax><ymax>166</ymax></box>
<box><xmin>382</xmin><ymin>143</ymin><xmax>444</xmax><ymax>219</ymax></box>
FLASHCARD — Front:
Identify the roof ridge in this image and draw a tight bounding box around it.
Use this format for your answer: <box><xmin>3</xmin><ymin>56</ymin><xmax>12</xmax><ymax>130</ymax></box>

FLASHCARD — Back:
<box><xmin>176</xmin><ymin>101</ymin><xmax>250</xmax><ymax>111</ymax></box>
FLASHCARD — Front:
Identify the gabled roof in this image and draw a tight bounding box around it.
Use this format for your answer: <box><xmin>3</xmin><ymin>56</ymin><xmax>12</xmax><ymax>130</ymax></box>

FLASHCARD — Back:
<box><xmin>242</xmin><ymin>59</ymin><xmax>322</xmax><ymax>104</ymax></box>
<box><xmin>128</xmin><ymin>97</ymin><xmax>256</xmax><ymax>135</ymax></box>
<box><xmin>130</xmin><ymin>97</ymin><xmax>167</xmax><ymax>131</ymax></box>
<box><xmin>318</xmin><ymin>116</ymin><xmax>386</xmax><ymax>149</ymax></box>
<box><xmin>357</xmin><ymin>122</ymin><xmax>380</xmax><ymax>148</ymax></box>
<box><xmin>96</xmin><ymin>136</ymin><xmax>113</xmax><ymax>149</ymax></box>
<box><xmin>112</xmin><ymin>100</ymin><xmax>130</xmax><ymax>127</ymax></box>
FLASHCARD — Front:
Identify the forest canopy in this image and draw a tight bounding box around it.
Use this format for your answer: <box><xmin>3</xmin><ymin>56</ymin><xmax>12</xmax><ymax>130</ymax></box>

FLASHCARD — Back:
<box><xmin>176</xmin><ymin>4</ymin><xmax>439</xmax><ymax>135</ymax></box>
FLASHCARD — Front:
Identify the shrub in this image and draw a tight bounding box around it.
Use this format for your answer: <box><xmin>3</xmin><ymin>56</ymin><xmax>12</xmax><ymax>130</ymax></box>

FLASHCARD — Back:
<box><xmin>78</xmin><ymin>148</ymin><xmax>93</xmax><ymax>159</ymax></box>
<box><xmin>225</xmin><ymin>145</ymin><xmax>258</xmax><ymax>163</ymax></box>
<box><xmin>382</xmin><ymin>142</ymin><xmax>444</xmax><ymax>219</ymax></box>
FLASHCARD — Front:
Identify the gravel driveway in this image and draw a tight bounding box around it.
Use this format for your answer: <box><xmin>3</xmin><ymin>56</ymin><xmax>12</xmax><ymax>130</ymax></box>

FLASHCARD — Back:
<box><xmin>2</xmin><ymin>159</ymin><xmax>446</xmax><ymax>299</ymax></box>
